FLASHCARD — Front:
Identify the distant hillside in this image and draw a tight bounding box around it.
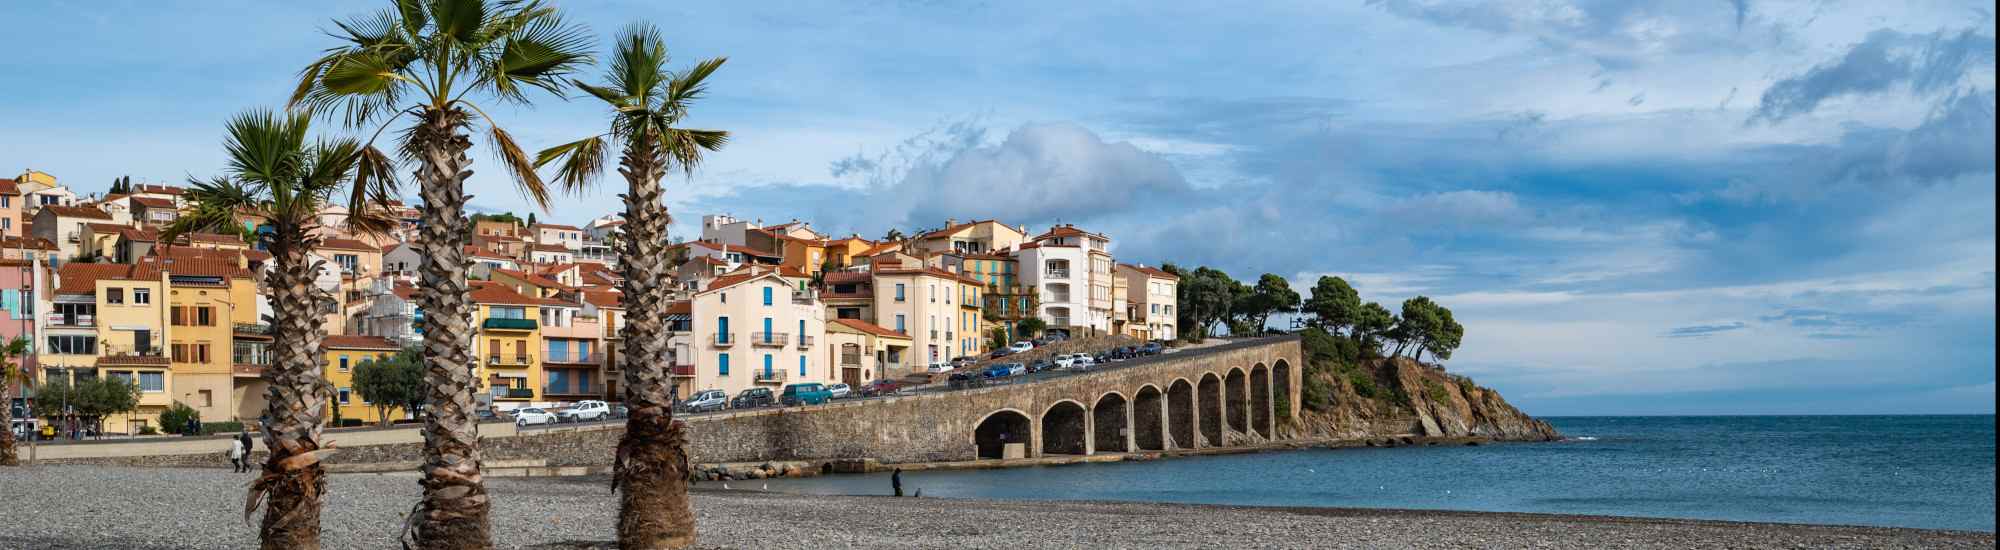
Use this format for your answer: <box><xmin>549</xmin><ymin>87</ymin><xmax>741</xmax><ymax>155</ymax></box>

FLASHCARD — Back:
<box><xmin>1285</xmin><ymin>329</ymin><xmax>1559</xmax><ymax>442</ymax></box>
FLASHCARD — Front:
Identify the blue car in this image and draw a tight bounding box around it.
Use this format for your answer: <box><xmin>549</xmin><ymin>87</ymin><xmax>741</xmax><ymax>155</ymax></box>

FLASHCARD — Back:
<box><xmin>982</xmin><ymin>362</ymin><xmax>1026</xmax><ymax>379</ymax></box>
<box><xmin>779</xmin><ymin>383</ymin><xmax>832</xmax><ymax>406</ymax></box>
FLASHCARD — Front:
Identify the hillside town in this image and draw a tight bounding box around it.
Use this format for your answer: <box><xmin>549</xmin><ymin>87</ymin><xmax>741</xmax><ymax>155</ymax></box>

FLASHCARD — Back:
<box><xmin>1</xmin><ymin>168</ymin><xmax>1181</xmax><ymax>436</ymax></box>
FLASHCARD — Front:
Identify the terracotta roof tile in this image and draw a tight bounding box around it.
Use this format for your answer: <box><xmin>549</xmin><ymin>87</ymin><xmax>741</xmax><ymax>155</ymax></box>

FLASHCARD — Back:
<box><xmin>0</xmin><ymin>178</ymin><xmax>18</xmax><ymax>195</ymax></box>
<box><xmin>41</xmin><ymin>205</ymin><xmax>112</xmax><ymax>220</ymax></box>
<box><xmin>1119</xmin><ymin>263</ymin><xmax>1180</xmax><ymax>280</ymax></box>
<box><xmin>57</xmin><ymin>263</ymin><xmax>157</xmax><ymax>294</ymax></box>
<box><xmin>319</xmin><ymin>237</ymin><xmax>377</xmax><ymax>251</ymax></box>
<box><xmin>130</xmin><ymin>196</ymin><xmax>177</xmax><ymax>209</ymax></box>
<box><xmin>582</xmin><ymin>289</ymin><xmax>623</xmax><ymax>308</ymax></box>
<box><xmin>468</xmin><ymin>280</ymin><xmax>568</xmax><ymax>306</ymax></box>
<box><xmin>324</xmin><ymin>335</ymin><xmax>400</xmax><ymax>350</ymax></box>
<box><xmin>831</xmin><ymin>318</ymin><xmax>908</xmax><ymax>339</ymax></box>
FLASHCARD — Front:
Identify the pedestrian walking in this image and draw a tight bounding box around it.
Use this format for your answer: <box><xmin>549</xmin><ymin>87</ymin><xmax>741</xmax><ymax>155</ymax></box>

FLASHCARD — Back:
<box><xmin>892</xmin><ymin>468</ymin><xmax>904</xmax><ymax>497</ymax></box>
<box><xmin>236</xmin><ymin>430</ymin><xmax>254</xmax><ymax>473</ymax></box>
<box><xmin>227</xmin><ymin>435</ymin><xmax>246</xmax><ymax>472</ymax></box>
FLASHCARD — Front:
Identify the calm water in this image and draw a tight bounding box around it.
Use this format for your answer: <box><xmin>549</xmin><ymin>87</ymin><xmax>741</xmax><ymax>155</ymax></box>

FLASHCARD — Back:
<box><xmin>762</xmin><ymin>415</ymin><xmax>1996</xmax><ymax>532</ymax></box>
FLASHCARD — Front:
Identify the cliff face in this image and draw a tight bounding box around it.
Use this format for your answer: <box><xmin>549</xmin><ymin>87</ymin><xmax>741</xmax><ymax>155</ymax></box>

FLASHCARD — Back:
<box><xmin>1287</xmin><ymin>356</ymin><xmax>1560</xmax><ymax>442</ymax></box>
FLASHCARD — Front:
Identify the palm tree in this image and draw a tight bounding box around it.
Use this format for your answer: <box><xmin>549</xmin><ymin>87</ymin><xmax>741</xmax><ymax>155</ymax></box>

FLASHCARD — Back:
<box><xmin>160</xmin><ymin>108</ymin><xmax>397</xmax><ymax>549</ymax></box>
<box><xmin>536</xmin><ymin>25</ymin><xmax>726</xmax><ymax>549</ymax></box>
<box><xmin>0</xmin><ymin>336</ymin><xmax>32</xmax><ymax>466</ymax></box>
<box><xmin>289</xmin><ymin>2</ymin><xmax>590</xmax><ymax>547</ymax></box>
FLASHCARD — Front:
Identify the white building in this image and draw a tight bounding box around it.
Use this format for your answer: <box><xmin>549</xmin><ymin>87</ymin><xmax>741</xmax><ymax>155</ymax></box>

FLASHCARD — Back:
<box><xmin>688</xmin><ymin>267</ymin><xmax>828</xmax><ymax>399</ymax></box>
<box><xmin>1016</xmin><ymin>224</ymin><xmax>1115</xmax><ymax>336</ymax></box>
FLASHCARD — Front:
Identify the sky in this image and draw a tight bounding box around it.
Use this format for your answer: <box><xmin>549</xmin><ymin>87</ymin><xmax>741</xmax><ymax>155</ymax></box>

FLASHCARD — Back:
<box><xmin>1</xmin><ymin>0</ymin><xmax>1993</xmax><ymax>416</ymax></box>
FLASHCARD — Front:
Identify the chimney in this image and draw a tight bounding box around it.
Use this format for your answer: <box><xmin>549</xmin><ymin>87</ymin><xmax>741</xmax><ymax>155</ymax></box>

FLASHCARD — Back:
<box><xmin>945</xmin><ymin>218</ymin><xmax>956</xmax><ymax>228</ymax></box>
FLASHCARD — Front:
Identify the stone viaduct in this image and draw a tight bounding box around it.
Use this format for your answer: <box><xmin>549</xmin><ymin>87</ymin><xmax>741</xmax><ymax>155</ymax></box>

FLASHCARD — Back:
<box><xmin>683</xmin><ymin>335</ymin><xmax>1302</xmax><ymax>464</ymax></box>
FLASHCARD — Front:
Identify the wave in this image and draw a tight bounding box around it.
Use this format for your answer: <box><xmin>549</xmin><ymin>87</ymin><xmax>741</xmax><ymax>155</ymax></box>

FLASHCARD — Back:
<box><xmin>1567</xmin><ymin>436</ymin><xmax>1599</xmax><ymax>441</ymax></box>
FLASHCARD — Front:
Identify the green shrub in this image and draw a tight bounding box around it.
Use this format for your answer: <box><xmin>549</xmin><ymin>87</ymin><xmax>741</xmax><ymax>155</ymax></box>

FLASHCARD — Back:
<box><xmin>1423</xmin><ymin>379</ymin><xmax>1449</xmax><ymax>403</ymax></box>
<box><xmin>1302</xmin><ymin>373</ymin><xmax>1334</xmax><ymax>412</ymax></box>
<box><xmin>1346</xmin><ymin>370</ymin><xmax>1378</xmax><ymax>399</ymax></box>
<box><xmin>1275</xmin><ymin>393</ymin><xmax>1293</xmax><ymax>420</ymax></box>
<box><xmin>1454</xmin><ymin>376</ymin><xmax>1477</xmax><ymax>396</ymax></box>
<box><xmin>159</xmin><ymin>402</ymin><xmax>200</xmax><ymax>435</ymax></box>
<box><xmin>336</xmin><ymin>418</ymin><xmax>365</xmax><ymax>428</ymax></box>
<box><xmin>201</xmin><ymin>421</ymin><xmax>245</xmax><ymax>435</ymax></box>
<box><xmin>138</xmin><ymin>425</ymin><xmax>159</xmax><ymax>435</ymax></box>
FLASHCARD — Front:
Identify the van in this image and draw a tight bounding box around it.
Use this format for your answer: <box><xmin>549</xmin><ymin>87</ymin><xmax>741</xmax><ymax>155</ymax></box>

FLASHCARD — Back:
<box><xmin>780</xmin><ymin>383</ymin><xmax>833</xmax><ymax>406</ymax></box>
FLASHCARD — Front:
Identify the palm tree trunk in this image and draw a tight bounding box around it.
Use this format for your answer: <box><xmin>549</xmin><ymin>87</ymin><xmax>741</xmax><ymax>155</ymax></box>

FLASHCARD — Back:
<box><xmin>1</xmin><ymin>381</ymin><xmax>18</xmax><ymax>466</ymax></box>
<box><xmin>410</xmin><ymin>109</ymin><xmax>492</xmax><ymax>550</ymax></box>
<box><xmin>249</xmin><ymin>227</ymin><xmax>333</xmax><ymax>550</ymax></box>
<box><xmin>613</xmin><ymin>142</ymin><xmax>696</xmax><ymax>550</ymax></box>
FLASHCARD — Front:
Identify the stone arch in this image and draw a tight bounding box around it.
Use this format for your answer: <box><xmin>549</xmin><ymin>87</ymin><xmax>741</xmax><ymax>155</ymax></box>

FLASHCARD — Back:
<box><xmin>1250</xmin><ymin>363</ymin><xmax>1272</xmax><ymax>438</ymax></box>
<box><xmin>973</xmin><ymin>408</ymin><xmax>1032</xmax><ymax>460</ymax></box>
<box><xmin>1274</xmin><ymin>359</ymin><xmax>1295</xmax><ymax>424</ymax></box>
<box><xmin>1133</xmin><ymin>384</ymin><xmax>1165</xmax><ymax>451</ymax></box>
<box><xmin>1040</xmin><ymin>400</ymin><xmax>1089</xmax><ymax>456</ymax></box>
<box><xmin>1198</xmin><ymin>373</ymin><xmax>1223</xmax><ymax>447</ymax></box>
<box><xmin>1225</xmin><ymin>367</ymin><xmax>1248</xmax><ymax>435</ymax></box>
<box><xmin>1167</xmin><ymin>378</ymin><xmax>1195</xmax><ymax>449</ymax></box>
<box><xmin>1092</xmin><ymin>391</ymin><xmax>1130</xmax><ymax>454</ymax></box>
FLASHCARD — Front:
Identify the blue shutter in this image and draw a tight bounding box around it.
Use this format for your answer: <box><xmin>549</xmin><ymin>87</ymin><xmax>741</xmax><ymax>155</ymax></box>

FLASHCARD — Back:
<box><xmin>799</xmin><ymin>355</ymin><xmax>807</xmax><ymax>376</ymax></box>
<box><xmin>719</xmin><ymin>353</ymin><xmax>729</xmax><ymax>375</ymax></box>
<box><xmin>763</xmin><ymin>318</ymin><xmax>773</xmax><ymax>342</ymax></box>
<box><xmin>763</xmin><ymin>286</ymin><xmax>773</xmax><ymax>306</ymax></box>
<box><xmin>763</xmin><ymin>354</ymin><xmax>773</xmax><ymax>377</ymax></box>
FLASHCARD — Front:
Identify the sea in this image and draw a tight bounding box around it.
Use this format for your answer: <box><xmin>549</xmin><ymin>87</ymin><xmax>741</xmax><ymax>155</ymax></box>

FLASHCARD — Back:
<box><xmin>760</xmin><ymin>415</ymin><xmax>1997</xmax><ymax>532</ymax></box>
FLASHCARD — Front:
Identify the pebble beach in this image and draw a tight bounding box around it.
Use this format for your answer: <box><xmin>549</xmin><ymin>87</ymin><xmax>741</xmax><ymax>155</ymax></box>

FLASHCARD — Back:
<box><xmin>1</xmin><ymin>466</ymin><xmax>1992</xmax><ymax>549</ymax></box>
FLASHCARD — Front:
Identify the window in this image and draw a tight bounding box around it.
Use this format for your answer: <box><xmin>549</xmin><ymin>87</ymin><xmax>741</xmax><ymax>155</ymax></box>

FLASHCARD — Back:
<box><xmin>798</xmin><ymin>320</ymin><xmax>805</xmax><ymax>341</ymax></box>
<box><xmin>134</xmin><ymin>288</ymin><xmax>150</xmax><ymax>305</ymax></box>
<box><xmin>197</xmin><ymin>389</ymin><xmax>213</xmax><ymax>407</ymax></box>
<box><xmin>335</xmin><ymin>254</ymin><xmax>359</xmax><ymax>273</ymax></box>
<box><xmin>799</xmin><ymin>355</ymin><xmax>807</xmax><ymax>376</ymax></box>
<box><xmin>763</xmin><ymin>354</ymin><xmax>773</xmax><ymax>374</ymax></box>
<box><xmin>719</xmin><ymin>353</ymin><xmax>731</xmax><ymax>375</ymax></box>
<box><xmin>930</xmin><ymin>284</ymin><xmax>936</xmax><ymax>302</ymax></box>
<box><xmin>339</xmin><ymin>355</ymin><xmax>350</xmax><ymax>372</ymax></box>
<box><xmin>763</xmin><ymin>286</ymin><xmax>773</xmax><ymax>306</ymax></box>
<box><xmin>106</xmin><ymin>288</ymin><xmax>124</xmax><ymax>304</ymax></box>
<box><xmin>0</xmin><ymin>195</ymin><xmax>8</xmax><ymax>208</ymax></box>
<box><xmin>762</xmin><ymin>317</ymin><xmax>773</xmax><ymax>342</ymax></box>
<box><xmin>895</xmin><ymin>284</ymin><xmax>906</xmax><ymax>302</ymax></box>
<box><xmin>138</xmin><ymin>372</ymin><xmax>164</xmax><ymax>392</ymax></box>
<box><xmin>717</xmin><ymin>316</ymin><xmax>730</xmax><ymax>342</ymax></box>
<box><xmin>338</xmin><ymin>388</ymin><xmax>351</xmax><ymax>405</ymax></box>
<box><xmin>895</xmin><ymin>314</ymin><xmax>906</xmax><ymax>332</ymax></box>
<box><xmin>45</xmin><ymin>335</ymin><xmax>97</xmax><ymax>355</ymax></box>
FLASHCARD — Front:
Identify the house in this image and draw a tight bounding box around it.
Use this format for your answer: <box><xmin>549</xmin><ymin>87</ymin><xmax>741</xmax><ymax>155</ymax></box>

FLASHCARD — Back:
<box><xmin>15</xmin><ymin>169</ymin><xmax>78</xmax><ymax>213</ymax></box>
<box><xmin>528</xmin><ymin>243</ymin><xmax>574</xmax><ymax>265</ymax></box>
<box><xmin>30</xmin><ymin>204</ymin><xmax>113</xmax><ymax>260</ymax></box>
<box><xmin>870</xmin><ymin>263</ymin><xmax>983</xmax><ymax>368</ymax></box>
<box><xmin>129</xmin><ymin>196</ymin><xmax>180</xmax><ymax>227</ymax></box>
<box><xmin>0</xmin><ymin>177</ymin><xmax>22</xmax><ymax>238</ymax></box>
<box><xmin>319</xmin><ymin>237</ymin><xmax>384</xmax><ymax>280</ymax></box>
<box><xmin>528</xmin><ymin>223</ymin><xmax>584</xmax><ymax>251</ymax></box>
<box><xmin>538</xmin><ymin>292</ymin><xmax>604</xmax><ymax>404</ymax></box>
<box><xmin>470</xmin><ymin>281</ymin><xmax>560</xmax><ymax>409</ymax></box>
<box><xmin>688</xmin><ymin>266</ymin><xmax>827</xmax><ymax>399</ymax></box>
<box><xmin>824</xmin><ymin>318</ymin><xmax>910</xmax><ymax>387</ymax></box>
<box><xmin>1018</xmin><ymin>224</ymin><xmax>1115</xmax><ymax>337</ymax></box>
<box><xmin>489</xmin><ymin>267</ymin><xmax>570</xmax><ymax>299</ymax></box>
<box><xmin>465</xmin><ymin>246</ymin><xmax>521</xmax><ymax>278</ymax></box>
<box><xmin>154</xmin><ymin>253</ymin><xmax>257</xmax><ymax>424</ymax></box>
<box><xmin>322</xmin><ymin>335</ymin><xmax>403</xmax><ymax>424</ymax></box>
<box><xmin>381</xmin><ymin>242</ymin><xmax>420</xmax><ymax>280</ymax></box>
<box><xmin>46</xmin><ymin>261</ymin><xmax>170</xmax><ymax>434</ymax></box>
<box><xmin>359</xmin><ymin>278</ymin><xmax>421</xmax><ymax>347</ymax></box>
<box><xmin>907</xmin><ymin>219</ymin><xmax>1027</xmax><ymax>256</ymax></box>
<box><xmin>1118</xmin><ymin>263</ymin><xmax>1180</xmax><ymax>341</ymax></box>
<box><xmin>473</xmin><ymin>218</ymin><xmax>520</xmax><ymax>239</ymax></box>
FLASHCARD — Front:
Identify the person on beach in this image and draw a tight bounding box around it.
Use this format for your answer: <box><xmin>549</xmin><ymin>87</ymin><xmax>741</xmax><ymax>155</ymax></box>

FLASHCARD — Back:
<box><xmin>227</xmin><ymin>435</ymin><xmax>246</xmax><ymax>472</ymax></box>
<box><xmin>892</xmin><ymin>468</ymin><xmax>904</xmax><ymax>497</ymax></box>
<box><xmin>236</xmin><ymin>430</ymin><xmax>254</xmax><ymax>473</ymax></box>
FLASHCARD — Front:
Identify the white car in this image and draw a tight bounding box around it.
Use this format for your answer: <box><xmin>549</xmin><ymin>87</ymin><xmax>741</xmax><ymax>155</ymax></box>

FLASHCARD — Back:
<box><xmin>513</xmin><ymin>407</ymin><xmax>557</xmax><ymax>426</ymax></box>
<box><xmin>1069</xmin><ymin>354</ymin><xmax>1096</xmax><ymax>369</ymax></box>
<box><xmin>558</xmin><ymin>400</ymin><xmax>610</xmax><ymax>422</ymax></box>
<box><xmin>926</xmin><ymin>362</ymin><xmax>954</xmax><ymax>374</ymax></box>
<box><xmin>1052</xmin><ymin>355</ymin><xmax>1076</xmax><ymax>370</ymax></box>
<box><xmin>826</xmin><ymin>383</ymin><xmax>853</xmax><ymax>399</ymax></box>
<box><xmin>1008</xmin><ymin>341</ymin><xmax>1034</xmax><ymax>353</ymax></box>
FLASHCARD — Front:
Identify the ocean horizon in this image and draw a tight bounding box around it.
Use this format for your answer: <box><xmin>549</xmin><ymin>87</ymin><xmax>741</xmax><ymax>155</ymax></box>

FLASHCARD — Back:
<box><xmin>765</xmin><ymin>414</ymin><xmax>1998</xmax><ymax>532</ymax></box>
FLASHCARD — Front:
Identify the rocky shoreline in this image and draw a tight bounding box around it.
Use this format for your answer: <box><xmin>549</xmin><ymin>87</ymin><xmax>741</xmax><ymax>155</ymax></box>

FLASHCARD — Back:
<box><xmin>1</xmin><ymin>466</ymin><xmax>1990</xmax><ymax>549</ymax></box>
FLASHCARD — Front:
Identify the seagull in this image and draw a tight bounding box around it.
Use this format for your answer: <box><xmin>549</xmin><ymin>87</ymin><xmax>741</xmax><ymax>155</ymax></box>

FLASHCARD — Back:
<box><xmin>721</xmin><ymin>482</ymin><xmax>731</xmax><ymax>490</ymax></box>
<box><xmin>761</xmin><ymin>482</ymin><xmax>769</xmax><ymax>491</ymax></box>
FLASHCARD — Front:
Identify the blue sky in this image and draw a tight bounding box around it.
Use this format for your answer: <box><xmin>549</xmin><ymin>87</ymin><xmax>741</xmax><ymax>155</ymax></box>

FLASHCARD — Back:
<box><xmin>2</xmin><ymin>1</ymin><xmax>1992</xmax><ymax>415</ymax></box>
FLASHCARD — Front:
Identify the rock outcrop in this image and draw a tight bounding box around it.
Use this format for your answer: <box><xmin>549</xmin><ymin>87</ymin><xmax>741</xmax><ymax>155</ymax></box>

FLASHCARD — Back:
<box><xmin>1287</xmin><ymin>356</ymin><xmax>1560</xmax><ymax>442</ymax></box>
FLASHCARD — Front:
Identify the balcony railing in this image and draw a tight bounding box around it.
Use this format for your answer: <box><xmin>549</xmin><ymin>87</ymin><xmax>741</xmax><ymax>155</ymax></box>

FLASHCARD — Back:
<box><xmin>233</xmin><ymin>322</ymin><xmax>272</xmax><ymax>336</ymax></box>
<box><xmin>45</xmin><ymin>314</ymin><xmax>95</xmax><ymax>328</ymax></box>
<box><xmin>712</xmin><ymin>333</ymin><xmax>734</xmax><ymax>347</ymax></box>
<box><xmin>1047</xmin><ymin>269</ymin><xmax>1069</xmax><ymax>278</ymax></box>
<box><xmin>543</xmin><ymin>352</ymin><xmax>596</xmax><ymax>365</ymax></box>
<box><xmin>491</xmin><ymin>387</ymin><xmax>535</xmax><ymax>399</ymax></box>
<box><xmin>670</xmin><ymin>364</ymin><xmax>695</xmax><ymax>377</ymax></box>
<box><xmin>754</xmin><ymin>369</ymin><xmax>787</xmax><ymax>384</ymax></box>
<box><xmin>840</xmin><ymin>353</ymin><xmax>862</xmax><ymax>366</ymax></box>
<box><xmin>543</xmin><ymin>384</ymin><xmax>595</xmax><ymax>396</ymax></box>
<box><xmin>1051</xmin><ymin>317</ymin><xmax>1072</xmax><ymax>327</ymax></box>
<box><xmin>481</xmin><ymin>317</ymin><xmax>539</xmax><ymax>331</ymax></box>
<box><xmin>796</xmin><ymin>335</ymin><xmax>814</xmax><ymax>349</ymax></box>
<box><xmin>751</xmin><ymin>332</ymin><xmax>789</xmax><ymax>347</ymax></box>
<box><xmin>486</xmin><ymin>354</ymin><xmax>534</xmax><ymax>366</ymax></box>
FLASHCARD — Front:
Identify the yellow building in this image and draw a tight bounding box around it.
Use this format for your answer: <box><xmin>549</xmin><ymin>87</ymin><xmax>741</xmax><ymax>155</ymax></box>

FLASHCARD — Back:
<box><xmin>471</xmin><ymin>281</ymin><xmax>553</xmax><ymax>407</ymax></box>
<box><xmin>64</xmin><ymin>262</ymin><xmax>172</xmax><ymax>433</ymax></box>
<box><xmin>158</xmin><ymin>254</ymin><xmax>256</xmax><ymax>424</ymax></box>
<box><xmin>323</xmin><ymin>335</ymin><xmax>402</xmax><ymax>424</ymax></box>
<box><xmin>957</xmin><ymin>276</ymin><xmax>987</xmax><ymax>357</ymax></box>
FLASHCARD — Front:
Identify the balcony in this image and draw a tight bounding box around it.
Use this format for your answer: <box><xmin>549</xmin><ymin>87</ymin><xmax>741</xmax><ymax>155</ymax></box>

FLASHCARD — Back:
<box><xmin>840</xmin><ymin>353</ymin><xmax>862</xmax><ymax>366</ymax></box>
<box><xmin>486</xmin><ymin>354</ymin><xmax>535</xmax><ymax>367</ymax></box>
<box><xmin>1051</xmin><ymin>317</ymin><xmax>1072</xmax><ymax>327</ymax></box>
<box><xmin>45</xmin><ymin>314</ymin><xmax>95</xmax><ymax>328</ymax></box>
<box><xmin>1047</xmin><ymin>269</ymin><xmax>1070</xmax><ymax>279</ymax></box>
<box><xmin>481</xmin><ymin>317</ymin><xmax>539</xmax><ymax>331</ymax></box>
<box><xmin>233</xmin><ymin>322</ymin><xmax>273</xmax><ymax>336</ymax></box>
<box><xmin>543</xmin><ymin>352</ymin><xmax>597</xmax><ymax>365</ymax></box>
<box><xmin>543</xmin><ymin>384</ymin><xmax>596</xmax><ymax>397</ymax></box>
<box><xmin>670</xmin><ymin>364</ymin><xmax>695</xmax><ymax>377</ymax></box>
<box><xmin>751</xmin><ymin>332</ymin><xmax>790</xmax><ymax>347</ymax></box>
<box><xmin>491</xmin><ymin>387</ymin><xmax>535</xmax><ymax>400</ymax></box>
<box><xmin>796</xmin><ymin>335</ymin><xmax>814</xmax><ymax>349</ymax></box>
<box><xmin>712</xmin><ymin>333</ymin><xmax>735</xmax><ymax>347</ymax></box>
<box><xmin>792</xmin><ymin>293</ymin><xmax>817</xmax><ymax>305</ymax></box>
<box><xmin>754</xmin><ymin>369</ymin><xmax>788</xmax><ymax>384</ymax></box>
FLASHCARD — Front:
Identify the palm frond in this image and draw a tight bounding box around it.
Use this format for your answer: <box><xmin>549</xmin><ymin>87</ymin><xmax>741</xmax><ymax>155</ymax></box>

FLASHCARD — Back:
<box><xmin>662</xmin><ymin>128</ymin><xmax>730</xmax><ymax>175</ymax></box>
<box><xmin>430</xmin><ymin>0</ymin><xmax>490</xmax><ymax>45</ymax></box>
<box><xmin>345</xmin><ymin>144</ymin><xmax>404</xmax><ymax>237</ymax></box>
<box><xmin>532</xmin><ymin>135</ymin><xmax>607</xmax><ymax>193</ymax></box>
<box><xmin>664</xmin><ymin>57</ymin><xmax>727</xmax><ymax>116</ymax></box>
<box><xmin>609</xmin><ymin>23</ymin><xmax>669</xmax><ymax>105</ymax></box>
<box><xmin>161</xmin><ymin>176</ymin><xmax>266</xmax><ymax>246</ymax></box>
<box><xmin>485</xmin><ymin>12</ymin><xmax>592</xmax><ymax>103</ymax></box>
<box><xmin>485</xmin><ymin>122</ymin><xmax>551</xmax><ymax>209</ymax></box>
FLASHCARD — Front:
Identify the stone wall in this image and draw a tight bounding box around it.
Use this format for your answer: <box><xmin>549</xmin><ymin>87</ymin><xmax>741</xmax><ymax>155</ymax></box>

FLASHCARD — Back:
<box><xmin>46</xmin><ymin>336</ymin><xmax>1304</xmax><ymax>467</ymax></box>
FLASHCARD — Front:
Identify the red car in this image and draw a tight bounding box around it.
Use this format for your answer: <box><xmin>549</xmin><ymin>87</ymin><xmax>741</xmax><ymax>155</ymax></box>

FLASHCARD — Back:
<box><xmin>860</xmin><ymin>379</ymin><xmax>904</xmax><ymax>397</ymax></box>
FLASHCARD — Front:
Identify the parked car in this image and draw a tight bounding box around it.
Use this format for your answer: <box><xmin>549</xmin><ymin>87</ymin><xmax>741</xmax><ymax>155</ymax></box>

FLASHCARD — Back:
<box><xmin>1092</xmin><ymin>352</ymin><xmax>1110</xmax><ymax>364</ymax></box>
<box><xmin>983</xmin><ymin>362</ymin><xmax>1026</xmax><ymax>379</ymax></box>
<box><xmin>475</xmin><ymin>409</ymin><xmax>511</xmax><ymax>422</ymax></box>
<box><xmin>1008</xmin><ymin>341</ymin><xmax>1034</xmax><ymax>353</ymax></box>
<box><xmin>1070</xmin><ymin>354</ymin><xmax>1097</xmax><ymax>370</ymax></box>
<box><xmin>732</xmin><ymin>388</ymin><xmax>777</xmax><ymax>409</ymax></box>
<box><xmin>926</xmin><ymin>362</ymin><xmax>955</xmax><ymax>374</ymax></box>
<box><xmin>780</xmin><ymin>383</ymin><xmax>834</xmax><ymax>406</ymax></box>
<box><xmin>684</xmin><ymin>389</ymin><xmax>728</xmax><ymax>413</ymax></box>
<box><xmin>951</xmin><ymin>356</ymin><xmax>977</xmax><ymax>368</ymax></box>
<box><xmin>1140</xmin><ymin>342</ymin><xmax>1164</xmax><ymax>355</ymax></box>
<box><xmin>826</xmin><ymin>383</ymin><xmax>853</xmax><ymax>399</ymax></box>
<box><xmin>860</xmin><ymin>379</ymin><xmax>903</xmax><ymax>397</ymax></box>
<box><xmin>1052</xmin><ymin>354</ymin><xmax>1076</xmax><ymax>370</ymax></box>
<box><xmin>610</xmin><ymin>404</ymin><xmax>629</xmax><ymax>419</ymax></box>
<box><xmin>1028</xmin><ymin>358</ymin><xmax>1055</xmax><ymax>373</ymax></box>
<box><xmin>513</xmin><ymin>407</ymin><xmax>557</xmax><ymax>426</ymax></box>
<box><xmin>948</xmin><ymin>371</ymin><xmax>983</xmax><ymax>389</ymax></box>
<box><xmin>558</xmin><ymin>400</ymin><xmax>611</xmax><ymax>422</ymax></box>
